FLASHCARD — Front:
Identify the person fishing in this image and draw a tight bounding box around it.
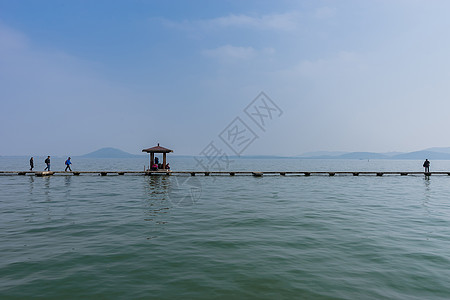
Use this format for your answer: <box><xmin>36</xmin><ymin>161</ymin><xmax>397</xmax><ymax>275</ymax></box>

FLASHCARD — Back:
<box><xmin>423</xmin><ymin>159</ymin><xmax>430</xmax><ymax>173</ymax></box>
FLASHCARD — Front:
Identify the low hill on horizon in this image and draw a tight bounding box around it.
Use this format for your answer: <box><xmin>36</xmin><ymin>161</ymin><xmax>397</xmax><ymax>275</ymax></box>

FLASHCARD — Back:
<box><xmin>391</xmin><ymin>150</ymin><xmax>450</xmax><ymax>160</ymax></box>
<box><xmin>77</xmin><ymin>147</ymin><xmax>450</xmax><ymax>160</ymax></box>
<box><xmin>80</xmin><ymin>147</ymin><xmax>144</xmax><ymax>158</ymax></box>
<box><xmin>298</xmin><ymin>148</ymin><xmax>450</xmax><ymax>160</ymax></box>
<box><xmin>339</xmin><ymin>152</ymin><xmax>389</xmax><ymax>159</ymax></box>
<box><xmin>297</xmin><ymin>151</ymin><xmax>348</xmax><ymax>157</ymax></box>
<box><xmin>423</xmin><ymin>147</ymin><xmax>450</xmax><ymax>155</ymax></box>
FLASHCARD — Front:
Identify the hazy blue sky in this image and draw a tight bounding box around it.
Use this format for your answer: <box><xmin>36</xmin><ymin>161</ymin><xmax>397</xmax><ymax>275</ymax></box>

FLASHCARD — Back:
<box><xmin>1</xmin><ymin>0</ymin><xmax>450</xmax><ymax>156</ymax></box>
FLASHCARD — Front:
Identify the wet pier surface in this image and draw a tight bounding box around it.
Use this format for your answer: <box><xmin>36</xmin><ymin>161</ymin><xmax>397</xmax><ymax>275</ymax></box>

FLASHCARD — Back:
<box><xmin>0</xmin><ymin>171</ymin><xmax>441</xmax><ymax>176</ymax></box>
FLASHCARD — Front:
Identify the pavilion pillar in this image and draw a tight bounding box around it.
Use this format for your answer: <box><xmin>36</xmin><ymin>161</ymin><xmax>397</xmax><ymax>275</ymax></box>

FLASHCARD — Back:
<box><xmin>150</xmin><ymin>153</ymin><xmax>154</xmax><ymax>168</ymax></box>
<box><xmin>163</xmin><ymin>153</ymin><xmax>167</xmax><ymax>169</ymax></box>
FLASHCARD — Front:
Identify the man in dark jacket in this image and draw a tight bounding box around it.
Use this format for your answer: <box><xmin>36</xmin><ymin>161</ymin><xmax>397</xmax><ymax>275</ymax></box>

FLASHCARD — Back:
<box><xmin>29</xmin><ymin>157</ymin><xmax>34</xmax><ymax>171</ymax></box>
<box><xmin>44</xmin><ymin>156</ymin><xmax>51</xmax><ymax>171</ymax></box>
<box><xmin>423</xmin><ymin>159</ymin><xmax>430</xmax><ymax>173</ymax></box>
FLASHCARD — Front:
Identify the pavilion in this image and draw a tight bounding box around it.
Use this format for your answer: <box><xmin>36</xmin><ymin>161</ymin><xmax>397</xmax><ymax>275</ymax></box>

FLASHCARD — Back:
<box><xmin>142</xmin><ymin>143</ymin><xmax>173</xmax><ymax>170</ymax></box>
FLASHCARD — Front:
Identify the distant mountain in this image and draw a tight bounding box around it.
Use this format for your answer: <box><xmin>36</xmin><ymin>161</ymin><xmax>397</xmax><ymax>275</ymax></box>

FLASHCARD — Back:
<box><xmin>235</xmin><ymin>155</ymin><xmax>289</xmax><ymax>159</ymax></box>
<box><xmin>299</xmin><ymin>150</ymin><xmax>450</xmax><ymax>160</ymax></box>
<box><xmin>290</xmin><ymin>147</ymin><xmax>450</xmax><ymax>160</ymax></box>
<box><xmin>381</xmin><ymin>152</ymin><xmax>405</xmax><ymax>157</ymax></box>
<box><xmin>81</xmin><ymin>147</ymin><xmax>143</xmax><ymax>158</ymax></box>
<box><xmin>299</xmin><ymin>151</ymin><xmax>391</xmax><ymax>159</ymax></box>
<box><xmin>298</xmin><ymin>151</ymin><xmax>348</xmax><ymax>157</ymax></box>
<box><xmin>423</xmin><ymin>147</ymin><xmax>450</xmax><ymax>155</ymax></box>
<box><xmin>392</xmin><ymin>150</ymin><xmax>450</xmax><ymax>160</ymax></box>
<box><xmin>338</xmin><ymin>152</ymin><xmax>389</xmax><ymax>159</ymax></box>
<box><xmin>78</xmin><ymin>147</ymin><xmax>450</xmax><ymax>160</ymax></box>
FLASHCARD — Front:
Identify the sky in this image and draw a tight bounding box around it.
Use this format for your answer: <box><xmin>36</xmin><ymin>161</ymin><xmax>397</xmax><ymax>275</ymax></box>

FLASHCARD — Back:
<box><xmin>1</xmin><ymin>0</ymin><xmax>450</xmax><ymax>156</ymax></box>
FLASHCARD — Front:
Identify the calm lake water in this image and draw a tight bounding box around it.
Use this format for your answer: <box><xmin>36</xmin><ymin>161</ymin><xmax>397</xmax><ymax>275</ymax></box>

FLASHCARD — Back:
<box><xmin>1</xmin><ymin>157</ymin><xmax>450</xmax><ymax>299</ymax></box>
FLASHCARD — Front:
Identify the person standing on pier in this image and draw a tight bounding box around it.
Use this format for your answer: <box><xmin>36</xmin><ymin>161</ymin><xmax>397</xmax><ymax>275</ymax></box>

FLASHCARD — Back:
<box><xmin>44</xmin><ymin>156</ymin><xmax>51</xmax><ymax>171</ymax></box>
<box><xmin>65</xmin><ymin>157</ymin><xmax>72</xmax><ymax>171</ymax></box>
<box><xmin>423</xmin><ymin>159</ymin><xmax>430</xmax><ymax>173</ymax></box>
<box><xmin>29</xmin><ymin>157</ymin><xmax>34</xmax><ymax>171</ymax></box>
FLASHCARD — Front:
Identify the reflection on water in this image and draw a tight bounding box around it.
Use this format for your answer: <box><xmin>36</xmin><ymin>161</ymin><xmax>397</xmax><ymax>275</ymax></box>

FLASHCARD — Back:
<box><xmin>28</xmin><ymin>176</ymin><xmax>34</xmax><ymax>194</ymax></box>
<box><xmin>424</xmin><ymin>175</ymin><xmax>431</xmax><ymax>189</ymax></box>
<box><xmin>44</xmin><ymin>176</ymin><xmax>51</xmax><ymax>202</ymax></box>
<box><xmin>42</xmin><ymin>177</ymin><xmax>53</xmax><ymax>220</ymax></box>
<box><xmin>422</xmin><ymin>176</ymin><xmax>435</xmax><ymax>241</ymax></box>
<box><xmin>140</xmin><ymin>175</ymin><xmax>202</xmax><ymax>239</ymax></box>
<box><xmin>423</xmin><ymin>175</ymin><xmax>431</xmax><ymax>205</ymax></box>
<box><xmin>144</xmin><ymin>174</ymin><xmax>202</xmax><ymax>207</ymax></box>
<box><xmin>64</xmin><ymin>175</ymin><xmax>71</xmax><ymax>187</ymax></box>
<box><xmin>64</xmin><ymin>176</ymin><xmax>71</xmax><ymax>200</ymax></box>
<box><xmin>143</xmin><ymin>176</ymin><xmax>172</xmax><ymax>239</ymax></box>
<box><xmin>145</xmin><ymin>175</ymin><xmax>171</xmax><ymax>198</ymax></box>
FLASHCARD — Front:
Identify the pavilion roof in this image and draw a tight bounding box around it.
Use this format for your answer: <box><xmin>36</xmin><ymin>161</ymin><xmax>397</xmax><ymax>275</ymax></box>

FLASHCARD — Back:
<box><xmin>142</xmin><ymin>143</ymin><xmax>173</xmax><ymax>153</ymax></box>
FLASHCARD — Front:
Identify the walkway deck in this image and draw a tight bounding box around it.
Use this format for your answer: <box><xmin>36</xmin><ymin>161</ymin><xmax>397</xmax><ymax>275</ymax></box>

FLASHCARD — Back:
<box><xmin>0</xmin><ymin>171</ymin><xmax>443</xmax><ymax>176</ymax></box>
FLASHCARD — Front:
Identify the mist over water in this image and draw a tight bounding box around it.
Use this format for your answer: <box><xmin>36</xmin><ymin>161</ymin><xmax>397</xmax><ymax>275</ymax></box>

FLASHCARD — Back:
<box><xmin>1</xmin><ymin>158</ymin><xmax>450</xmax><ymax>299</ymax></box>
<box><xmin>3</xmin><ymin>156</ymin><xmax>450</xmax><ymax>172</ymax></box>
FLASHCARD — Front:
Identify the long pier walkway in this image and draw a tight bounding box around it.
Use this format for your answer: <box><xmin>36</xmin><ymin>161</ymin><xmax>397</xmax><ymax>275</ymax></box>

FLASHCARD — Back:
<box><xmin>0</xmin><ymin>171</ymin><xmax>443</xmax><ymax>177</ymax></box>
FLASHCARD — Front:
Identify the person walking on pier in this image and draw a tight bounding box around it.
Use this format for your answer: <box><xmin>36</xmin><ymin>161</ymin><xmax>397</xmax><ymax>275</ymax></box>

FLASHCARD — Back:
<box><xmin>423</xmin><ymin>159</ymin><xmax>430</xmax><ymax>173</ymax></box>
<box><xmin>65</xmin><ymin>157</ymin><xmax>72</xmax><ymax>171</ymax></box>
<box><xmin>44</xmin><ymin>156</ymin><xmax>51</xmax><ymax>171</ymax></box>
<box><xmin>29</xmin><ymin>157</ymin><xmax>34</xmax><ymax>171</ymax></box>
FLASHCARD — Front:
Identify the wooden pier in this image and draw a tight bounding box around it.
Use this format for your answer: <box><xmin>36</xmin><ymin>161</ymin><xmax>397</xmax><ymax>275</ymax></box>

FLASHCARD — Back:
<box><xmin>0</xmin><ymin>171</ymin><xmax>442</xmax><ymax>177</ymax></box>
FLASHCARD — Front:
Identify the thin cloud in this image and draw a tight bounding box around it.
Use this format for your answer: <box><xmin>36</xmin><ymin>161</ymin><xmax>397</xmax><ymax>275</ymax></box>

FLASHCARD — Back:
<box><xmin>203</xmin><ymin>45</ymin><xmax>255</xmax><ymax>60</ymax></box>
<box><xmin>0</xmin><ymin>24</ymin><xmax>28</xmax><ymax>52</ymax></box>
<box><xmin>161</xmin><ymin>11</ymin><xmax>304</xmax><ymax>32</ymax></box>
<box><xmin>202</xmin><ymin>45</ymin><xmax>275</xmax><ymax>62</ymax></box>
<box><xmin>314</xmin><ymin>6</ymin><xmax>336</xmax><ymax>19</ymax></box>
<box><xmin>206</xmin><ymin>12</ymin><xmax>302</xmax><ymax>31</ymax></box>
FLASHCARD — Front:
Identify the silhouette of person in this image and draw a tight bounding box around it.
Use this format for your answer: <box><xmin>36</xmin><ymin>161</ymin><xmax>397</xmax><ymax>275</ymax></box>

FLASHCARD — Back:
<box><xmin>423</xmin><ymin>159</ymin><xmax>430</xmax><ymax>173</ymax></box>
<box><xmin>29</xmin><ymin>157</ymin><xmax>34</xmax><ymax>171</ymax></box>
<box><xmin>44</xmin><ymin>156</ymin><xmax>51</xmax><ymax>171</ymax></box>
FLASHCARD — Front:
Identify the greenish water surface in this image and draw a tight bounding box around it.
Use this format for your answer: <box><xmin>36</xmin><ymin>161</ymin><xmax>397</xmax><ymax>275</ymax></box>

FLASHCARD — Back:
<box><xmin>1</xmin><ymin>158</ymin><xmax>450</xmax><ymax>299</ymax></box>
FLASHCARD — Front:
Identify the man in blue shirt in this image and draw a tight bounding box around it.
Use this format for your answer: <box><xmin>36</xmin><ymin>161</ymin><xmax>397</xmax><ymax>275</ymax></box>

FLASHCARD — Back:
<box><xmin>65</xmin><ymin>157</ymin><xmax>72</xmax><ymax>171</ymax></box>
